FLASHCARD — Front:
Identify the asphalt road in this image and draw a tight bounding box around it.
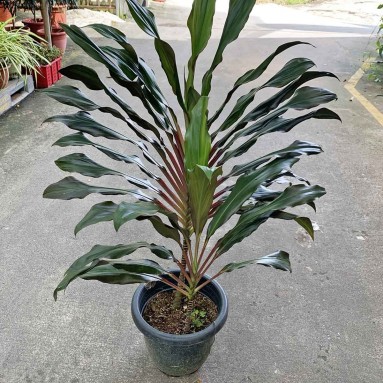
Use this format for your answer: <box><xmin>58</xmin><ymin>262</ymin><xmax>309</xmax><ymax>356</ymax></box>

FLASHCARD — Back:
<box><xmin>1</xmin><ymin>2</ymin><xmax>382</xmax><ymax>383</ymax></box>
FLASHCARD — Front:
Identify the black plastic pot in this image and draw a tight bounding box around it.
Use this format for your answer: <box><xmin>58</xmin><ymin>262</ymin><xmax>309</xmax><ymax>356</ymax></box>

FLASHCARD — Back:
<box><xmin>131</xmin><ymin>271</ymin><xmax>228</xmax><ymax>376</ymax></box>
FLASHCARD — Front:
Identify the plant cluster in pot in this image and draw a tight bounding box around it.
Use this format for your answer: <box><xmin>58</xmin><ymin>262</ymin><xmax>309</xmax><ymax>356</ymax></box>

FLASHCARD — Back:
<box><xmin>34</xmin><ymin>45</ymin><xmax>62</xmax><ymax>88</ymax></box>
<box><xmin>43</xmin><ymin>0</ymin><xmax>340</xmax><ymax>377</ymax></box>
<box><xmin>0</xmin><ymin>18</ymin><xmax>47</xmax><ymax>89</ymax></box>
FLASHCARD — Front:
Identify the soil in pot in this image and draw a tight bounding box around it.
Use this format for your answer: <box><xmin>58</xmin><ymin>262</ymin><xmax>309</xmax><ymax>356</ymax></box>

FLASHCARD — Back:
<box><xmin>143</xmin><ymin>290</ymin><xmax>218</xmax><ymax>335</ymax></box>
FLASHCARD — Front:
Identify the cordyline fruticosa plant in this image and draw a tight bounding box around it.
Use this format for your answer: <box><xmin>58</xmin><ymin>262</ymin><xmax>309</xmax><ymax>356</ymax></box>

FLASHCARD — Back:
<box><xmin>44</xmin><ymin>0</ymin><xmax>340</xmax><ymax>307</ymax></box>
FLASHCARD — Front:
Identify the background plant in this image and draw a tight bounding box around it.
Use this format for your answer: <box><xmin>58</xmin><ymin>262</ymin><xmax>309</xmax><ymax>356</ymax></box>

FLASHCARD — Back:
<box><xmin>376</xmin><ymin>4</ymin><xmax>383</xmax><ymax>57</ymax></box>
<box><xmin>0</xmin><ymin>18</ymin><xmax>47</xmax><ymax>76</ymax></box>
<box><xmin>44</xmin><ymin>0</ymin><xmax>339</xmax><ymax>311</ymax></box>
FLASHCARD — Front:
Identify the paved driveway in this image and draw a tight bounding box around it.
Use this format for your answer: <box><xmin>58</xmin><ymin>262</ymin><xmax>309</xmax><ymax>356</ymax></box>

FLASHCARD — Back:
<box><xmin>0</xmin><ymin>2</ymin><xmax>382</xmax><ymax>383</ymax></box>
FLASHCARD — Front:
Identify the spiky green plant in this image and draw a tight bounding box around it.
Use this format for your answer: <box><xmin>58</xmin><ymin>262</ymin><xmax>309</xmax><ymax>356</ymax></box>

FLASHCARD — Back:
<box><xmin>44</xmin><ymin>0</ymin><xmax>340</xmax><ymax>307</ymax></box>
<box><xmin>0</xmin><ymin>18</ymin><xmax>47</xmax><ymax>78</ymax></box>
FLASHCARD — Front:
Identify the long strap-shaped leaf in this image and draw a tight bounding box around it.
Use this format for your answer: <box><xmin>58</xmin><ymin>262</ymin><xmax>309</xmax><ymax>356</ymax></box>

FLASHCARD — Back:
<box><xmin>44</xmin><ymin>85</ymin><xmax>162</xmax><ymax>145</ymax></box>
<box><xmin>216</xmin><ymin>108</ymin><xmax>340</xmax><ymax>165</ymax></box>
<box><xmin>43</xmin><ymin>176</ymin><xmax>151</xmax><ymax>201</ymax></box>
<box><xmin>225</xmin><ymin>140</ymin><xmax>322</xmax><ymax>179</ymax></box>
<box><xmin>185</xmin><ymin>0</ymin><xmax>216</xmax><ymax>108</ymax></box>
<box><xmin>54</xmin><ymin>153</ymin><xmax>159</xmax><ymax>193</ymax></box>
<box><xmin>46</xmin><ymin>111</ymin><xmax>164</xmax><ymax>167</ymax></box>
<box><xmin>61</xmin><ymin>24</ymin><xmax>172</xmax><ymax>131</ymax></box>
<box><xmin>215</xmin><ymin>57</ymin><xmax>316</xmax><ymax>133</ymax></box>
<box><xmin>201</xmin><ymin>0</ymin><xmax>256</xmax><ymax>96</ymax></box>
<box><xmin>207</xmin><ymin>157</ymin><xmax>299</xmax><ymax>239</ymax></box>
<box><xmin>184</xmin><ymin>96</ymin><xmax>210</xmax><ymax>171</ymax></box>
<box><xmin>217</xmin><ymin>184</ymin><xmax>325</xmax><ymax>255</ymax></box>
<box><xmin>54</xmin><ymin>242</ymin><xmax>173</xmax><ymax>299</ymax></box>
<box><xmin>219</xmin><ymin>250</ymin><xmax>291</xmax><ymax>274</ymax></box>
<box><xmin>212</xmin><ymin>70</ymin><xmax>338</xmax><ymax>141</ymax></box>
<box><xmin>53</xmin><ymin>132</ymin><xmax>160</xmax><ymax>177</ymax></box>
<box><xmin>208</xmin><ymin>41</ymin><xmax>312</xmax><ymax>125</ymax></box>
<box><xmin>58</xmin><ymin>65</ymin><xmax>174</xmax><ymax>167</ymax></box>
<box><xmin>126</xmin><ymin>0</ymin><xmax>186</xmax><ymax>112</ymax></box>
<box><xmin>73</xmin><ymin>201</ymin><xmax>180</xmax><ymax>244</ymax></box>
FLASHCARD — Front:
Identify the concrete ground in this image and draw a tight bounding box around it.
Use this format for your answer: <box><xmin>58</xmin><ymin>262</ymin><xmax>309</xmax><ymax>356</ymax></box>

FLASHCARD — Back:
<box><xmin>1</xmin><ymin>1</ymin><xmax>383</xmax><ymax>383</ymax></box>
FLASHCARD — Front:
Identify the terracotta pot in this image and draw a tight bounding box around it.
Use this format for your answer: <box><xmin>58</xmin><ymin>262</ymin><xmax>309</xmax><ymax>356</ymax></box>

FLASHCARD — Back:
<box><xmin>0</xmin><ymin>64</ymin><xmax>10</xmax><ymax>90</ymax></box>
<box><xmin>37</xmin><ymin>27</ymin><xmax>67</xmax><ymax>54</ymax></box>
<box><xmin>0</xmin><ymin>6</ymin><xmax>11</xmax><ymax>23</ymax></box>
<box><xmin>51</xmin><ymin>6</ymin><xmax>67</xmax><ymax>28</ymax></box>
<box><xmin>22</xmin><ymin>18</ymin><xmax>44</xmax><ymax>34</ymax></box>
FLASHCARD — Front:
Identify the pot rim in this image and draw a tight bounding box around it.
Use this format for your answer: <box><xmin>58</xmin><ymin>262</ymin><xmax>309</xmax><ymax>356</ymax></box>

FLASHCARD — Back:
<box><xmin>22</xmin><ymin>18</ymin><xmax>44</xmax><ymax>24</ymax></box>
<box><xmin>131</xmin><ymin>270</ymin><xmax>228</xmax><ymax>344</ymax></box>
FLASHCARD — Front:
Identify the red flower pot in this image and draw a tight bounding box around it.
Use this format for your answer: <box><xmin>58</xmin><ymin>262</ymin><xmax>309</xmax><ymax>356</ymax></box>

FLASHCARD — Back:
<box><xmin>22</xmin><ymin>18</ymin><xmax>44</xmax><ymax>34</ymax></box>
<box><xmin>51</xmin><ymin>6</ymin><xmax>67</xmax><ymax>28</ymax></box>
<box><xmin>35</xmin><ymin>57</ymin><xmax>62</xmax><ymax>89</ymax></box>
<box><xmin>36</xmin><ymin>27</ymin><xmax>67</xmax><ymax>54</ymax></box>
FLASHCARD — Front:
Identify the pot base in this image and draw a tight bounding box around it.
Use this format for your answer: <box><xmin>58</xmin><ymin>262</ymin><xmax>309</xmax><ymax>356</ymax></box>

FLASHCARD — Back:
<box><xmin>131</xmin><ymin>271</ymin><xmax>228</xmax><ymax>377</ymax></box>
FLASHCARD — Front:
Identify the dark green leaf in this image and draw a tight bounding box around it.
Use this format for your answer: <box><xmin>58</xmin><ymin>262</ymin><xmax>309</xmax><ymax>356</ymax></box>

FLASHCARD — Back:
<box><xmin>59</xmin><ymin>65</ymin><xmax>104</xmax><ymax>90</ymax></box>
<box><xmin>113</xmin><ymin>201</ymin><xmax>159</xmax><ymax>231</ymax></box>
<box><xmin>188</xmin><ymin>165</ymin><xmax>222</xmax><ymax>235</ymax></box>
<box><xmin>185</xmin><ymin>96</ymin><xmax>210</xmax><ymax>170</ymax></box>
<box><xmin>187</xmin><ymin>0</ymin><xmax>216</xmax><ymax>60</ymax></box>
<box><xmin>220</xmin><ymin>250</ymin><xmax>291</xmax><ymax>273</ymax></box>
<box><xmin>154</xmin><ymin>39</ymin><xmax>185</xmax><ymax>111</ymax></box>
<box><xmin>209</xmin><ymin>42</ymin><xmax>313</xmax><ymax>125</ymax></box>
<box><xmin>54</xmin><ymin>242</ymin><xmax>172</xmax><ymax>299</ymax></box>
<box><xmin>81</xmin><ymin>258</ymin><xmax>165</xmax><ymax>284</ymax></box>
<box><xmin>46</xmin><ymin>111</ymin><xmax>130</xmax><ymax>141</ymax></box>
<box><xmin>43</xmin><ymin>176</ymin><xmax>137</xmax><ymax>200</ymax></box>
<box><xmin>288</xmin><ymin>86</ymin><xmax>338</xmax><ymax>110</ymax></box>
<box><xmin>216</xmin><ymin>57</ymin><xmax>316</xmax><ymax>132</ymax></box>
<box><xmin>126</xmin><ymin>0</ymin><xmax>159</xmax><ymax>38</ymax></box>
<box><xmin>186</xmin><ymin>0</ymin><xmax>216</xmax><ymax>105</ymax></box>
<box><xmin>228</xmin><ymin>140</ymin><xmax>322</xmax><ymax>178</ymax></box>
<box><xmin>207</xmin><ymin>157</ymin><xmax>299</xmax><ymax>238</ymax></box>
<box><xmin>86</xmin><ymin>23</ymin><xmax>137</xmax><ymax>58</ymax></box>
<box><xmin>75</xmin><ymin>201</ymin><xmax>117</xmax><ymax>235</ymax></box>
<box><xmin>220</xmin><ymin>259</ymin><xmax>255</xmax><ymax>273</ymax></box>
<box><xmin>55</xmin><ymin>153</ymin><xmax>123</xmax><ymax>178</ymax></box>
<box><xmin>53</xmin><ymin>133</ymin><xmax>159</xmax><ymax>179</ymax></box>
<box><xmin>217</xmin><ymin>184</ymin><xmax>325</xmax><ymax>255</ymax></box>
<box><xmin>217</xmin><ymin>107</ymin><xmax>340</xmax><ymax>164</ymax></box>
<box><xmin>140</xmin><ymin>215</ymin><xmax>181</xmax><ymax>244</ymax></box>
<box><xmin>256</xmin><ymin>251</ymin><xmax>291</xmax><ymax>272</ymax></box>
<box><xmin>202</xmin><ymin>0</ymin><xmax>256</xmax><ymax>95</ymax></box>
<box><xmin>80</xmin><ymin>265</ymin><xmax>160</xmax><ymax>284</ymax></box>
<box><xmin>271</xmin><ymin>211</ymin><xmax>314</xmax><ymax>240</ymax></box>
<box><xmin>44</xmin><ymin>85</ymin><xmax>99</xmax><ymax>110</ymax></box>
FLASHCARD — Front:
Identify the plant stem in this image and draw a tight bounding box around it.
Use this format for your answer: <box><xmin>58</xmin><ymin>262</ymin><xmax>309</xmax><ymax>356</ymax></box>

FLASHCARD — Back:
<box><xmin>172</xmin><ymin>240</ymin><xmax>189</xmax><ymax>309</ymax></box>
<box><xmin>184</xmin><ymin>296</ymin><xmax>195</xmax><ymax>333</ymax></box>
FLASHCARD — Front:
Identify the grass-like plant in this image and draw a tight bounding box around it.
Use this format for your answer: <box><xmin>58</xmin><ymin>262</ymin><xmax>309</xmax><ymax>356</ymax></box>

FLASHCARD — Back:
<box><xmin>44</xmin><ymin>0</ymin><xmax>339</xmax><ymax>310</ymax></box>
<box><xmin>0</xmin><ymin>18</ymin><xmax>47</xmax><ymax>78</ymax></box>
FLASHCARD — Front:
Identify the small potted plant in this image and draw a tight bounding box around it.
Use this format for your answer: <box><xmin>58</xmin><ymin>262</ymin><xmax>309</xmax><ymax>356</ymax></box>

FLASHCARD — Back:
<box><xmin>0</xmin><ymin>18</ymin><xmax>46</xmax><ymax>89</ymax></box>
<box><xmin>43</xmin><ymin>0</ymin><xmax>340</xmax><ymax>377</ymax></box>
<box><xmin>34</xmin><ymin>44</ymin><xmax>62</xmax><ymax>88</ymax></box>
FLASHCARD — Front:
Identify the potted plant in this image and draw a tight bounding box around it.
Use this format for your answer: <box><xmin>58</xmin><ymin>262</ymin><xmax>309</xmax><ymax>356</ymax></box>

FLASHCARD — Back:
<box><xmin>0</xmin><ymin>18</ymin><xmax>46</xmax><ymax>89</ymax></box>
<box><xmin>34</xmin><ymin>44</ymin><xmax>62</xmax><ymax>88</ymax></box>
<box><xmin>22</xmin><ymin>0</ymin><xmax>44</xmax><ymax>35</ymax></box>
<box><xmin>43</xmin><ymin>0</ymin><xmax>340</xmax><ymax>377</ymax></box>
